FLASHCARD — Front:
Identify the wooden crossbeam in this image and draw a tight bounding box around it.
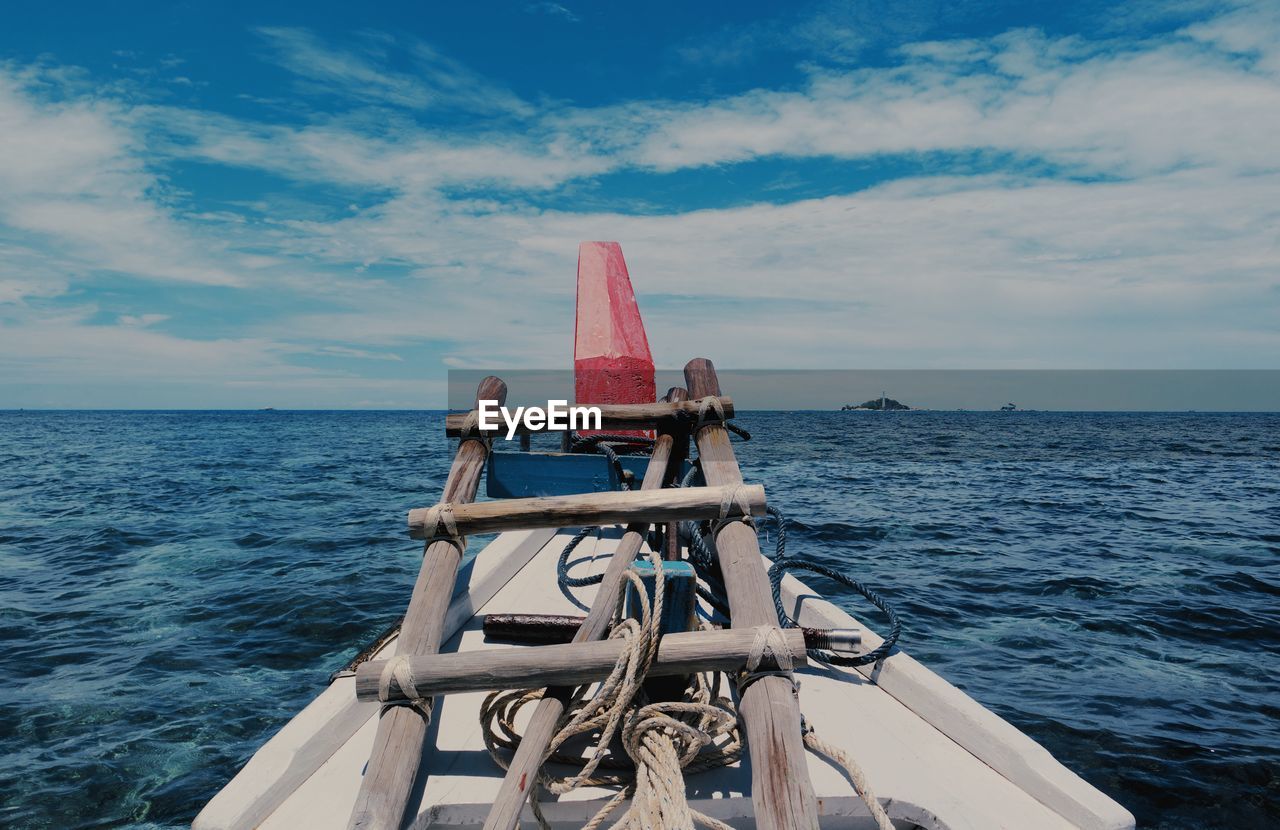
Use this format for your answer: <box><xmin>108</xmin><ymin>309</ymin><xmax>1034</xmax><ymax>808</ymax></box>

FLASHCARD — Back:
<box><xmin>443</xmin><ymin>396</ymin><xmax>733</xmax><ymax>436</ymax></box>
<box><xmin>356</xmin><ymin>627</ymin><xmax>807</xmax><ymax>702</ymax></box>
<box><xmin>407</xmin><ymin>483</ymin><xmax>765</xmax><ymax>539</ymax></box>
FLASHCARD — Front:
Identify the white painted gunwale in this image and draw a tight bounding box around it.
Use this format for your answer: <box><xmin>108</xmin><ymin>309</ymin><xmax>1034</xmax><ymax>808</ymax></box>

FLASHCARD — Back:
<box><xmin>194</xmin><ymin>529</ymin><xmax>1135</xmax><ymax>830</ymax></box>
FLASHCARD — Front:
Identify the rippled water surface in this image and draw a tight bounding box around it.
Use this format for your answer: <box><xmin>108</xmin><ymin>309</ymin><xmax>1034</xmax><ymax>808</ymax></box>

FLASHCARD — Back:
<box><xmin>1</xmin><ymin>411</ymin><xmax>1276</xmax><ymax>829</ymax></box>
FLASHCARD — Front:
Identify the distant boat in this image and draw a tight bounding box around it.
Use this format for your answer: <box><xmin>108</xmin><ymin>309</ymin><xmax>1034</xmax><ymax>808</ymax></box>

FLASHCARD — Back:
<box><xmin>259</xmin><ymin>407</ymin><xmax>276</xmax><ymax>411</ymax></box>
<box><xmin>1000</xmin><ymin>403</ymin><xmax>1018</xmax><ymax>411</ymax></box>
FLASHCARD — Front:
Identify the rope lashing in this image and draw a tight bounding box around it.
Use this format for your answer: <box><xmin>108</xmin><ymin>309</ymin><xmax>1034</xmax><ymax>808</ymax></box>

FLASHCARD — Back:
<box><xmin>456</xmin><ymin>409</ymin><xmax>492</xmax><ymax>450</ymax></box>
<box><xmin>737</xmin><ymin>625</ymin><xmax>798</xmax><ymax>696</ymax></box>
<box><xmin>674</xmin><ymin>402</ymin><xmax>751</xmax><ymax>442</ymax></box>
<box><xmin>377</xmin><ymin>655</ymin><xmax>433</xmax><ymax>719</ymax></box>
<box><xmin>419</xmin><ymin>502</ymin><xmax>464</xmax><ymax>547</ymax></box>
<box><xmin>718</xmin><ymin>485</ymin><xmax>753</xmax><ymax>522</ymax></box>
<box><xmin>693</xmin><ymin>396</ymin><xmax>726</xmax><ymax>434</ymax></box>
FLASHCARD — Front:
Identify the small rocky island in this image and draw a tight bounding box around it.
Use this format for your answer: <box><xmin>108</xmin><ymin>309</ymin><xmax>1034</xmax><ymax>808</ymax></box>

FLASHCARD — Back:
<box><xmin>842</xmin><ymin>396</ymin><xmax>912</xmax><ymax>411</ymax></box>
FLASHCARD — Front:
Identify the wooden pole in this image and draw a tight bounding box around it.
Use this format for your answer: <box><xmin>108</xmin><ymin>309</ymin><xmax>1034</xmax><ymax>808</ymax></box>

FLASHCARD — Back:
<box><xmin>346</xmin><ymin>377</ymin><xmax>505</xmax><ymax>830</ymax></box>
<box><xmin>407</xmin><ymin>483</ymin><xmax>765</xmax><ymax>539</ymax></box>
<box><xmin>660</xmin><ymin>386</ymin><xmax>690</xmax><ymax>561</ymax></box>
<box><xmin>443</xmin><ymin>396</ymin><xmax>733</xmax><ymax>436</ymax></box>
<box><xmin>684</xmin><ymin>357</ymin><xmax>821</xmax><ymax>830</ymax></box>
<box><xmin>357</xmin><ymin>627</ymin><xmax>807</xmax><ymax>702</ymax></box>
<box><xmin>482</xmin><ymin>402</ymin><xmax>680</xmax><ymax>830</ymax></box>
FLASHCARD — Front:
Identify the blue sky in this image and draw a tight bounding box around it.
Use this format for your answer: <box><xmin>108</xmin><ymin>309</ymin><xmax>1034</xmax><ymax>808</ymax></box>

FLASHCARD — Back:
<box><xmin>1</xmin><ymin>1</ymin><xmax>1277</xmax><ymax>407</ymax></box>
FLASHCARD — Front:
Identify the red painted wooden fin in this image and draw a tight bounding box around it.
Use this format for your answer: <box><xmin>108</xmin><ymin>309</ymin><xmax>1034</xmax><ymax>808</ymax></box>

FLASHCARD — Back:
<box><xmin>574</xmin><ymin>242</ymin><xmax>656</xmax><ymax>412</ymax></box>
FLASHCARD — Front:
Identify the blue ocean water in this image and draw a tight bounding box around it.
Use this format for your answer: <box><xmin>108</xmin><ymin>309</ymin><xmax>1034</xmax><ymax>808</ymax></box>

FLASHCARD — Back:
<box><xmin>0</xmin><ymin>410</ymin><xmax>1276</xmax><ymax>829</ymax></box>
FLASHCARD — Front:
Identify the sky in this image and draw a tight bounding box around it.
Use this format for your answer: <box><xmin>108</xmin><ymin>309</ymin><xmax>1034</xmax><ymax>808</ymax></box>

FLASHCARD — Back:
<box><xmin>0</xmin><ymin>0</ymin><xmax>1277</xmax><ymax>408</ymax></box>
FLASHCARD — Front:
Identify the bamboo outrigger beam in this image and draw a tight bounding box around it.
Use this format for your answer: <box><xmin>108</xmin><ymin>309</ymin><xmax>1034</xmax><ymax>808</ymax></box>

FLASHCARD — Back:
<box><xmin>443</xmin><ymin>396</ymin><xmax>733</xmax><ymax>436</ymax></box>
<box><xmin>685</xmin><ymin>358</ymin><xmax>822</xmax><ymax>830</ymax></box>
<box><xmin>357</xmin><ymin>627</ymin><xmax>809</xmax><ymax>702</ymax></box>
<box><xmin>347</xmin><ymin>377</ymin><xmax>505</xmax><ymax>830</ymax></box>
<box><xmin>482</xmin><ymin>395</ymin><xmax>685</xmax><ymax>830</ymax></box>
<box><xmin>407</xmin><ymin>483</ymin><xmax>765</xmax><ymax>539</ymax></box>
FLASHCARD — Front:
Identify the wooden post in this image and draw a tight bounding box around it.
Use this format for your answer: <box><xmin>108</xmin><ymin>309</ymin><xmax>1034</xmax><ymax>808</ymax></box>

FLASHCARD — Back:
<box><xmin>407</xmin><ymin>483</ymin><xmax>765</xmax><ymax>538</ymax></box>
<box><xmin>660</xmin><ymin>386</ymin><xmax>690</xmax><ymax>560</ymax></box>
<box><xmin>357</xmin><ymin>627</ymin><xmax>808</xmax><ymax>702</ymax></box>
<box><xmin>346</xmin><ymin>377</ymin><xmax>505</xmax><ymax>830</ymax></box>
<box><xmin>482</xmin><ymin>417</ymin><xmax>679</xmax><ymax>830</ymax></box>
<box><xmin>684</xmin><ymin>357</ymin><xmax>821</xmax><ymax>830</ymax></box>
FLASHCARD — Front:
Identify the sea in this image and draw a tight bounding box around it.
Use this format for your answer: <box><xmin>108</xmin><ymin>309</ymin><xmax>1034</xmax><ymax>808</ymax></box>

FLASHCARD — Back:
<box><xmin>0</xmin><ymin>410</ymin><xmax>1276</xmax><ymax>829</ymax></box>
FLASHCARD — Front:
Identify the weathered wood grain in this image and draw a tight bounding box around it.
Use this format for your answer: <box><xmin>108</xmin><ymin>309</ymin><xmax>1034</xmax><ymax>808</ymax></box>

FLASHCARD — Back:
<box><xmin>346</xmin><ymin>376</ymin><xmax>504</xmax><ymax>830</ymax></box>
<box><xmin>356</xmin><ymin>627</ymin><xmax>807</xmax><ymax>702</ymax></box>
<box><xmin>407</xmin><ymin>483</ymin><xmax>765</xmax><ymax>539</ymax></box>
<box><xmin>661</xmin><ymin>386</ymin><xmax>690</xmax><ymax>561</ymax></box>
<box><xmin>684</xmin><ymin>357</ymin><xmax>821</xmax><ymax>830</ymax></box>
<box><xmin>482</xmin><ymin>422</ymin><xmax>679</xmax><ymax>830</ymax></box>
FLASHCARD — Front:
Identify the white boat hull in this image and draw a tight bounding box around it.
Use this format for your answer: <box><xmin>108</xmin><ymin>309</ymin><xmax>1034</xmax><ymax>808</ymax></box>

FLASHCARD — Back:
<box><xmin>195</xmin><ymin>528</ymin><xmax>1134</xmax><ymax>830</ymax></box>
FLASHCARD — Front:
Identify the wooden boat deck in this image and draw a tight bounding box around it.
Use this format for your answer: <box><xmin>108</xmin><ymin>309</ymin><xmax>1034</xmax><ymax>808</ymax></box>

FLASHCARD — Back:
<box><xmin>196</xmin><ymin>528</ymin><xmax>1131</xmax><ymax>830</ymax></box>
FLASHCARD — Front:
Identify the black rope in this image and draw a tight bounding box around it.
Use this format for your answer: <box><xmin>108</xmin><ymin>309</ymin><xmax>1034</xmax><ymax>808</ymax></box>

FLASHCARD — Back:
<box><xmin>551</xmin><ymin>415</ymin><xmax>901</xmax><ymax>670</ymax></box>
<box><xmin>556</xmin><ymin>526</ymin><xmax>604</xmax><ymax>588</ymax></box>
<box><xmin>555</xmin><ymin>433</ymin><xmax>655</xmax><ymax>593</ymax></box>
<box><xmin>682</xmin><ymin>483</ymin><xmax>901</xmax><ymax>667</ymax></box>
<box><xmin>568</xmin><ymin>433</ymin><xmax>656</xmax><ymax>456</ymax></box>
<box><xmin>762</xmin><ymin>499</ymin><xmax>901</xmax><ymax>666</ymax></box>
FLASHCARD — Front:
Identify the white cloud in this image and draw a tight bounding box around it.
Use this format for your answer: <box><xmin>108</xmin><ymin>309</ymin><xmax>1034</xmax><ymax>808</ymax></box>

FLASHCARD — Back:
<box><xmin>117</xmin><ymin>313</ymin><xmax>169</xmax><ymax>327</ymax></box>
<box><xmin>315</xmin><ymin>345</ymin><xmax>404</xmax><ymax>361</ymax></box>
<box><xmin>147</xmin><ymin>107</ymin><xmax>610</xmax><ymax>192</ymax></box>
<box><xmin>2</xmin><ymin>4</ymin><xmax>1279</xmax><ymax>406</ymax></box>
<box><xmin>0</xmin><ymin>69</ymin><xmax>244</xmax><ymax>289</ymax></box>
<box><xmin>526</xmin><ymin>3</ymin><xmax>580</xmax><ymax>24</ymax></box>
<box><xmin>255</xmin><ymin>27</ymin><xmax>534</xmax><ymax>117</ymax></box>
<box><xmin>618</xmin><ymin>26</ymin><xmax>1280</xmax><ymax>177</ymax></box>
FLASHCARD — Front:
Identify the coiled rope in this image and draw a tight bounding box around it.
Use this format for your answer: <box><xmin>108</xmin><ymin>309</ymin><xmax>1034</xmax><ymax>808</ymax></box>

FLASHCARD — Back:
<box><xmin>535</xmin><ymin>418</ymin><xmax>900</xmax><ymax>827</ymax></box>
<box><xmin>761</xmin><ymin>507</ymin><xmax>901</xmax><ymax>667</ymax></box>
<box><xmin>480</xmin><ymin>551</ymin><xmax>744</xmax><ymax>830</ymax></box>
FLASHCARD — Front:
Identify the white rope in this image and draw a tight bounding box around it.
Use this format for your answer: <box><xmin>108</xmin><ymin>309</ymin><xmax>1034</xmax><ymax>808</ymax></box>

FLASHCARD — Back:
<box><xmin>420</xmin><ymin>502</ymin><xmax>462</xmax><ymax>546</ymax></box>
<box><xmin>718</xmin><ymin>485</ymin><xmax>751</xmax><ymax>522</ymax></box>
<box><xmin>458</xmin><ymin>409</ymin><xmax>492</xmax><ymax>449</ymax></box>
<box><xmin>711</xmin><ymin>484</ymin><xmax>754</xmax><ymax>537</ymax></box>
<box><xmin>737</xmin><ymin>625</ymin><xmax>799</xmax><ymax>696</ymax></box>
<box><xmin>804</xmin><ymin>723</ymin><xmax>894</xmax><ymax>830</ymax></box>
<box><xmin>478</xmin><ymin>554</ymin><xmax>891</xmax><ymax>830</ymax></box>
<box><xmin>377</xmin><ymin>655</ymin><xmax>432</xmax><ymax>718</ymax></box>
<box><xmin>459</xmin><ymin>410</ymin><xmax>480</xmax><ymax>435</ymax></box>
<box><xmin>694</xmin><ymin>396</ymin><xmax>725</xmax><ymax>433</ymax></box>
<box><xmin>479</xmin><ymin>552</ymin><xmax>741</xmax><ymax>830</ymax></box>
